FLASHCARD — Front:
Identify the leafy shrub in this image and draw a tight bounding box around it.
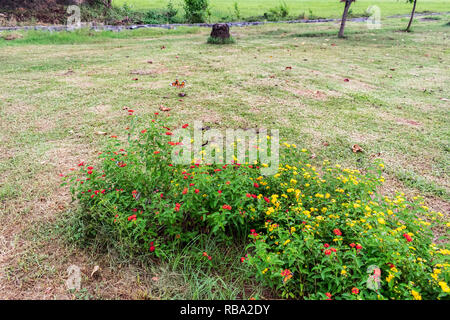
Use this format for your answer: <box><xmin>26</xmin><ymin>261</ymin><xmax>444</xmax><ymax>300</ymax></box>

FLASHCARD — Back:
<box><xmin>264</xmin><ymin>1</ymin><xmax>290</xmax><ymax>21</ymax></box>
<box><xmin>142</xmin><ymin>10</ymin><xmax>165</xmax><ymax>24</ymax></box>
<box><xmin>184</xmin><ymin>0</ymin><xmax>209</xmax><ymax>23</ymax></box>
<box><xmin>65</xmin><ymin>115</ymin><xmax>449</xmax><ymax>300</ymax></box>
<box><xmin>243</xmin><ymin>147</ymin><xmax>449</xmax><ymax>300</ymax></box>
<box><xmin>65</xmin><ymin>113</ymin><xmax>268</xmax><ymax>255</ymax></box>
<box><xmin>140</xmin><ymin>2</ymin><xmax>180</xmax><ymax>25</ymax></box>
<box><xmin>80</xmin><ymin>2</ymin><xmax>181</xmax><ymax>25</ymax></box>
<box><xmin>80</xmin><ymin>3</ymin><xmax>143</xmax><ymax>25</ymax></box>
<box><xmin>233</xmin><ymin>1</ymin><xmax>241</xmax><ymax>20</ymax></box>
<box><xmin>278</xmin><ymin>1</ymin><xmax>289</xmax><ymax>18</ymax></box>
<box><xmin>165</xmin><ymin>1</ymin><xmax>179</xmax><ymax>23</ymax></box>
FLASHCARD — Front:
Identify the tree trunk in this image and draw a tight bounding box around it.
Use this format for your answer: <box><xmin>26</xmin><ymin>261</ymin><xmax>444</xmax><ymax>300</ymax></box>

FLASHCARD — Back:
<box><xmin>338</xmin><ymin>0</ymin><xmax>352</xmax><ymax>38</ymax></box>
<box><xmin>210</xmin><ymin>24</ymin><xmax>230</xmax><ymax>39</ymax></box>
<box><xmin>405</xmin><ymin>0</ymin><xmax>417</xmax><ymax>32</ymax></box>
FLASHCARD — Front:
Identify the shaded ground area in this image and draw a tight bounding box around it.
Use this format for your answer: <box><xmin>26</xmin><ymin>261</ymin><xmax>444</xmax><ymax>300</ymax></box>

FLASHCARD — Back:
<box><xmin>0</xmin><ymin>17</ymin><xmax>449</xmax><ymax>299</ymax></box>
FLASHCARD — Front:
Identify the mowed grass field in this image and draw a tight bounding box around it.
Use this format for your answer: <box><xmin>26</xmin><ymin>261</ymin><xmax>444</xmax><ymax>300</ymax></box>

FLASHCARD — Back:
<box><xmin>0</xmin><ymin>16</ymin><xmax>449</xmax><ymax>299</ymax></box>
<box><xmin>113</xmin><ymin>0</ymin><xmax>450</xmax><ymax>20</ymax></box>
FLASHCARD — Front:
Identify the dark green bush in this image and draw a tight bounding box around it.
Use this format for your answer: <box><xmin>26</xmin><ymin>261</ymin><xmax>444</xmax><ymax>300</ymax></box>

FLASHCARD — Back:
<box><xmin>184</xmin><ymin>0</ymin><xmax>209</xmax><ymax>23</ymax></box>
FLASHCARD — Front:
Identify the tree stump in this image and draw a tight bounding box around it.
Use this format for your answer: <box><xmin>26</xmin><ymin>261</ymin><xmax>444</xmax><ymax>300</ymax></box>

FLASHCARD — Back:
<box><xmin>210</xmin><ymin>24</ymin><xmax>230</xmax><ymax>40</ymax></box>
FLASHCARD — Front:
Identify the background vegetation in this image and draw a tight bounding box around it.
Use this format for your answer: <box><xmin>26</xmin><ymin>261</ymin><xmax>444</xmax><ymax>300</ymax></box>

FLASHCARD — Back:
<box><xmin>1</xmin><ymin>0</ymin><xmax>449</xmax><ymax>25</ymax></box>
<box><xmin>111</xmin><ymin>0</ymin><xmax>449</xmax><ymax>22</ymax></box>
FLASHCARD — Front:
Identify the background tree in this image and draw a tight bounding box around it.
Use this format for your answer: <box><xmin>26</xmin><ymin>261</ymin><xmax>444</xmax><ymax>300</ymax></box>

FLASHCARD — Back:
<box><xmin>405</xmin><ymin>0</ymin><xmax>418</xmax><ymax>32</ymax></box>
<box><xmin>338</xmin><ymin>0</ymin><xmax>356</xmax><ymax>38</ymax></box>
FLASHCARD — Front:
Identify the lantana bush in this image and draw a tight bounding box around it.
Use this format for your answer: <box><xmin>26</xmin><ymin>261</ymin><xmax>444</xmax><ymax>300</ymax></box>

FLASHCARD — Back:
<box><xmin>64</xmin><ymin>113</ymin><xmax>449</xmax><ymax>300</ymax></box>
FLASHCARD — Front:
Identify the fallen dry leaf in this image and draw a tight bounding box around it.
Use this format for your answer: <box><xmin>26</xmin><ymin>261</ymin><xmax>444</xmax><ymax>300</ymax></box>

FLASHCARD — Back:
<box><xmin>370</xmin><ymin>152</ymin><xmax>382</xmax><ymax>159</ymax></box>
<box><xmin>351</xmin><ymin>144</ymin><xmax>364</xmax><ymax>153</ymax></box>
<box><xmin>159</xmin><ymin>106</ymin><xmax>171</xmax><ymax>112</ymax></box>
<box><xmin>95</xmin><ymin>131</ymin><xmax>107</xmax><ymax>135</ymax></box>
<box><xmin>91</xmin><ymin>265</ymin><xmax>101</xmax><ymax>278</ymax></box>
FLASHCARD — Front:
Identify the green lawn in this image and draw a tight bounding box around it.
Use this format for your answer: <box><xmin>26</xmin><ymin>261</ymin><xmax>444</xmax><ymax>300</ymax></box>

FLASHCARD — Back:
<box><xmin>0</xmin><ymin>16</ymin><xmax>448</xmax><ymax>299</ymax></box>
<box><xmin>112</xmin><ymin>0</ymin><xmax>450</xmax><ymax>20</ymax></box>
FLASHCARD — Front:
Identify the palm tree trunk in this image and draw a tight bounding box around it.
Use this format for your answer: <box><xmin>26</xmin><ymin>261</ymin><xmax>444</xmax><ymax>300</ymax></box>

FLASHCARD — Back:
<box><xmin>338</xmin><ymin>0</ymin><xmax>352</xmax><ymax>38</ymax></box>
<box><xmin>406</xmin><ymin>0</ymin><xmax>417</xmax><ymax>32</ymax></box>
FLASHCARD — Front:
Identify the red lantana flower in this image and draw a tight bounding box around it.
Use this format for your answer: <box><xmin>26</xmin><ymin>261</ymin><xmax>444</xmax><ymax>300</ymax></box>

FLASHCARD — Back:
<box><xmin>387</xmin><ymin>263</ymin><xmax>395</xmax><ymax>269</ymax></box>
<box><xmin>403</xmin><ymin>233</ymin><xmax>413</xmax><ymax>242</ymax></box>
<box><xmin>333</xmin><ymin>228</ymin><xmax>342</xmax><ymax>236</ymax></box>
<box><xmin>222</xmin><ymin>205</ymin><xmax>232</xmax><ymax>210</ymax></box>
